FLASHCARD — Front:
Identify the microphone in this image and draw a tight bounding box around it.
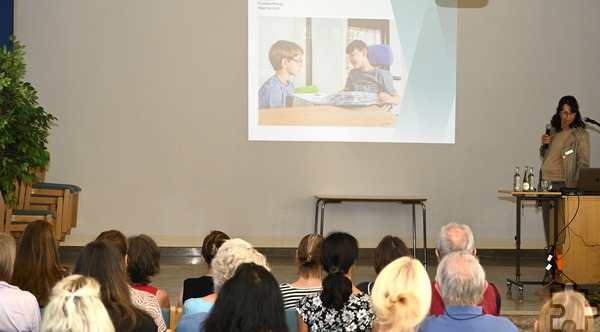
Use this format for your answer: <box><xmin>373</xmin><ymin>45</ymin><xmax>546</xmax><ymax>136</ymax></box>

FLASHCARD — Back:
<box><xmin>544</xmin><ymin>124</ymin><xmax>551</xmax><ymax>149</ymax></box>
<box><xmin>584</xmin><ymin>116</ymin><xmax>600</xmax><ymax>127</ymax></box>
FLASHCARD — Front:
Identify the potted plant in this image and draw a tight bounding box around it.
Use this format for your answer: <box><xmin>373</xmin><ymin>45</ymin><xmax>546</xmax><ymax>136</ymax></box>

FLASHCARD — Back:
<box><xmin>0</xmin><ymin>36</ymin><xmax>56</xmax><ymax>206</ymax></box>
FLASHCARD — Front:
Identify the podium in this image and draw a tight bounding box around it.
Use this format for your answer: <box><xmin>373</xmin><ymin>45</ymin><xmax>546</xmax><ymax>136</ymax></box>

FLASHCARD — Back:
<box><xmin>558</xmin><ymin>195</ymin><xmax>600</xmax><ymax>285</ymax></box>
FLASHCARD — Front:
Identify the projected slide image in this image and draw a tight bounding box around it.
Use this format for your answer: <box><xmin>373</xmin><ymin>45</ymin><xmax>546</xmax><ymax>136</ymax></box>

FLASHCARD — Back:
<box><xmin>249</xmin><ymin>0</ymin><xmax>457</xmax><ymax>143</ymax></box>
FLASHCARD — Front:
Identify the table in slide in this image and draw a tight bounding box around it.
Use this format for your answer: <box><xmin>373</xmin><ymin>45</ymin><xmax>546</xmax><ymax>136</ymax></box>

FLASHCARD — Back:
<box><xmin>259</xmin><ymin>105</ymin><xmax>397</xmax><ymax>127</ymax></box>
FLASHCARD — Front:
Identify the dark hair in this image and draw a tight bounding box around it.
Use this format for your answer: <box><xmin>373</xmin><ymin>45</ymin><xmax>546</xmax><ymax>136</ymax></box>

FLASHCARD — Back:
<box><xmin>95</xmin><ymin>230</ymin><xmax>128</xmax><ymax>258</ymax></box>
<box><xmin>201</xmin><ymin>230</ymin><xmax>230</xmax><ymax>266</ymax></box>
<box><xmin>203</xmin><ymin>263</ymin><xmax>288</xmax><ymax>332</ymax></box>
<box><xmin>374</xmin><ymin>235</ymin><xmax>411</xmax><ymax>274</ymax></box>
<box><xmin>12</xmin><ymin>220</ymin><xmax>64</xmax><ymax>307</ymax></box>
<box><xmin>74</xmin><ymin>240</ymin><xmax>146</xmax><ymax>331</ymax></box>
<box><xmin>346</xmin><ymin>39</ymin><xmax>368</xmax><ymax>56</ymax></box>
<box><xmin>127</xmin><ymin>234</ymin><xmax>160</xmax><ymax>285</ymax></box>
<box><xmin>295</xmin><ymin>233</ymin><xmax>324</xmax><ymax>278</ymax></box>
<box><xmin>551</xmin><ymin>95</ymin><xmax>585</xmax><ymax>131</ymax></box>
<box><xmin>320</xmin><ymin>232</ymin><xmax>359</xmax><ymax>310</ymax></box>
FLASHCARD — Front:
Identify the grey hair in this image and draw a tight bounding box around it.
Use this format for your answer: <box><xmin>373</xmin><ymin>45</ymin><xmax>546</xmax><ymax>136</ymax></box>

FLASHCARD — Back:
<box><xmin>210</xmin><ymin>238</ymin><xmax>270</xmax><ymax>292</ymax></box>
<box><xmin>436</xmin><ymin>223</ymin><xmax>475</xmax><ymax>258</ymax></box>
<box><xmin>435</xmin><ymin>251</ymin><xmax>485</xmax><ymax>306</ymax></box>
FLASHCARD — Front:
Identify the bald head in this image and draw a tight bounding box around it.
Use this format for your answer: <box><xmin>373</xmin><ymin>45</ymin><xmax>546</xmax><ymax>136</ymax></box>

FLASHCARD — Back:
<box><xmin>435</xmin><ymin>223</ymin><xmax>476</xmax><ymax>261</ymax></box>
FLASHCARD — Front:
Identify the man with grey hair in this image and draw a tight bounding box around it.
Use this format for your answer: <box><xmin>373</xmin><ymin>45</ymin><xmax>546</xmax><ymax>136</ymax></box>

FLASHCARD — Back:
<box><xmin>430</xmin><ymin>222</ymin><xmax>501</xmax><ymax>316</ymax></box>
<box><xmin>435</xmin><ymin>222</ymin><xmax>476</xmax><ymax>260</ymax></box>
<box><xmin>420</xmin><ymin>252</ymin><xmax>517</xmax><ymax>332</ymax></box>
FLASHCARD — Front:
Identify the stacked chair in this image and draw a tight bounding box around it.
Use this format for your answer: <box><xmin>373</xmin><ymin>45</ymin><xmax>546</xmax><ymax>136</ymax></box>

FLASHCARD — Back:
<box><xmin>2</xmin><ymin>181</ymin><xmax>56</xmax><ymax>238</ymax></box>
<box><xmin>2</xmin><ymin>169</ymin><xmax>81</xmax><ymax>241</ymax></box>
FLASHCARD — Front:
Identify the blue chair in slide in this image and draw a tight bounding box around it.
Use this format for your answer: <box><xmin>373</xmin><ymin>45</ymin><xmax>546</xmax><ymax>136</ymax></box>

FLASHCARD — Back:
<box><xmin>368</xmin><ymin>44</ymin><xmax>401</xmax><ymax>81</ymax></box>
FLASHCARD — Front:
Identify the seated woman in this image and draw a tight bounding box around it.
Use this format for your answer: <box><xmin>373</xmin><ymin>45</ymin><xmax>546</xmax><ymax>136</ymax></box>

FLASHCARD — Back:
<box><xmin>41</xmin><ymin>274</ymin><xmax>115</xmax><ymax>332</ymax></box>
<box><xmin>182</xmin><ymin>238</ymin><xmax>269</xmax><ymax>316</ymax></box>
<box><xmin>0</xmin><ymin>233</ymin><xmax>41</xmax><ymax>332</ymax></box>
<box><xmin>279</xmin><ymin>233</ymin><xmax>323</xmax><ymax>309</ymax></box>
<box><xmin>370</xmin><ymin>257</ymin><xmax>431</xmax><ymax>332</ymax></box>
<box><xmin>127</xmin><ymin>234</ymin><xmax>170</xmax><ymax>308</ymax></box>
<box><xmin>297</xmin><ymin>231</ymin><xmax>375</xmax><ymax>332</ymax></box>
<box><xmin>535</xmin><ymin>291</ymin><xmax>594</xmax><ymax>332</ymax></box>
<box><xmin>74</xmin><ymin>240</ymin><xmax>158</xmax><ymax>332</ymax></box>
<box><xmin>201</xmin><ymin>263</ymin><xmax>288</xmax><ymax>332</ymax></box>
<box><xmin>96</xmin><ymin>229</ymin><xmax>166</xmax><ymax>330</ymax></box>
<box><xmin>357</xmin><ymin>235</ymin><xmax>411</xmax><ymax>294</ymax></box>
<box><xmin>12</xmin><ymin>220</ymin><xmax>70</xmax><ymax>308</ymax></box>
<box><xmin>178</xmin><ymin>230</ymin><xmax>230</xmax><ymax>306</ymax></box>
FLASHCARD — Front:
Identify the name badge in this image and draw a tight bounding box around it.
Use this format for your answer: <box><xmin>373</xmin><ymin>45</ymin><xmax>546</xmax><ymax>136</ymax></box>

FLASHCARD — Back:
<box><xmin>565</xmin><ymin>149</ymin><xmax>574</xmax><ymax>156</ymax></box>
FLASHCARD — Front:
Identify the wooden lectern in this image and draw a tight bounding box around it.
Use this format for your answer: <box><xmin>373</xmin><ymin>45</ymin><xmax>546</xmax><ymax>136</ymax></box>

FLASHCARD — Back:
<box><xmin>558</xmin><ymin>195</ymin><xmax>600</xmax><ymax>285</ymax></box>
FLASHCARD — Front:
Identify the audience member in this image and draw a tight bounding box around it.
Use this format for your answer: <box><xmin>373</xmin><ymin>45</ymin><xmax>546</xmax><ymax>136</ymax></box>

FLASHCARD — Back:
<box><xmin>41</xmin><ymin>274</ymin><xmax>115</xmax><ymax>332</ymax></box>
<box><xmin>96</xmin><ymin>230</ymin><xmax>166</xmax><ymax>330</ymax></box>
<box><xmin>75</xmin><ymin>240</ymin><xmax>159</xmax><ymax>332</ymax></box>
<box><xmin>279</xmin><ymin>233</ymin><xmax>323</xmax><ymax>309</ymax></box>
<box><xmin>182</xmin><ymin>263</ymin><xmax>288</xmax><ymax>332</ymax></box>
<box><xmin>419</xmin><ymin>252</ymin><xmax>517</xmax><ymax>332</ymax></box>
<box><xmin>370</xmin><ymin>256</ymin><xmax>431</xmax><ymax>332</ymax></box>
<box><xmin>297</xmin><ymin>231</ymin><xmax>375</xmax><ymax>332</ymax></box>
<box><xmin>535</xmin><ymin>291</ymin><xmax>594</xmax><ymax>332</ymax></box>
<box><xmin>0</xmin><ymin>233</ymin><xmax>40</xmax><ymax>332</ymax></box>
<box><xmin>178</xmin><ymin>230</ymin><xmax>230</xmax><ymax>306</ymax></box>
<box><xmin>357</xmin><ymin>235</ymin><xmax>411</xmax><ymax>294</ymax></box>
<box><xmin>12</xmin><ymin>220</ymin><xmax>69</xmax><ymax>307</ymax></box>
<box><xmin>182</xmin><ymin>238</ymin><xmax>270</xmax><ymax>316</ymax></box>
<box><xmin>431</xmin><ymin>222</ymin><xmax>501</xmax><ymax>316</ymax></box>
<box><xmin>127</xmin><ymin>234</ymin><xmax>170</xmax><ymax>308</ymax></box>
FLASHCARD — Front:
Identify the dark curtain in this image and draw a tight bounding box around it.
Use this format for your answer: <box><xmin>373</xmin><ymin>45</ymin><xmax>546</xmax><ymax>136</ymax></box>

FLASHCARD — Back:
<box><xmin>0</xmin><ymin>0</ymin><xmax>14</xmax><ymax>48</ymax></box>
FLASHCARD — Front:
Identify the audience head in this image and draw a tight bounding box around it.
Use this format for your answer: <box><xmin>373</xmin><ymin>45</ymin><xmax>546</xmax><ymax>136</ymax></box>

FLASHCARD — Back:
<box><xmin>0</xmin><ymin>234</ymin><xmax>16</xmax><ymax>282</ymax></box>
<box><xmin>374</xmin><ymin>235</ymin><xmax>411</xmax><ymax>274</ymax></box>
<box><xmin>320</xmin><ymin>231</ymin><xmax>359</xmax><ymax>310</ymax></box>
<box><xmin>436</xmin><ymin>251</ymin><xmax>485</xmax><ymax>307</ymax></box>
<box><xmin>0</xmin><ymin>233</ymin><xmax>16</xmax><ymax>283</ymax></box>
<box><xmin>74</xmin><ymin>240</ymin><xmax>144</xmax><ymax>331</ymax></box>
<box><xmin>295</xmin><ymin>233</ymin><xmax>324</xmax><ymax>278</ymax></box>
<box><xmin>12</xmin><ymin>220</ymin><xmax>63</xmax><ymax>307</ymax></box>
<box><xmin>211</xmin><ymin>238</ymin><xmax>270</xmax><ymax>292</ymax></box>
<box><xmin>127</xmin><ymin>234</ymin><xmax>160</xmax><ymax>285</ymax></box>
<box><xmin>536</xmin><ymin>291</ymin><xmax>594</xmax><ymax>332</ymax></box>
<box><xmin>41</xmin><ymin>274</ymin><xmax>115</xmax><ymax>332</ymax></box>
<box><xmin>371</xmin><ymin>257</ymin><xmax>431</xmax><ymax>332</ymax></box>
<box><xmin>95</xmin><ymin>230</ymin><xmax>128</xmax><ymax>259</ymax></box>
<box><xmin>203</xmin><ymin>263</ymin><xmax>288</xmax><ymax>332</ymax></box>
<box><xmin>201</xmin><ymin>230</ymin><xmax>230</xmax><ymax>266</ymax></box>
<box><xmin>435</xmin><ymin>223</ymin><xmax>476</xmax><ymax>260</ymax></box>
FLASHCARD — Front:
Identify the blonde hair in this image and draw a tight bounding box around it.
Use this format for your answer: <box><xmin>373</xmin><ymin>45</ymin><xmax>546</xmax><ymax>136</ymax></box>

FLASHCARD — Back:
<box><xmin>537</xmin><ymin>291</ymin><xmax>594</xmax><ymax>332</ymax></box>
<box><xmin>0</xmin><ymin>234</ymin><xmax>16</xmax><ymax>282</ymax></box>
<box><xmin>371</xmin><ymin>257</ymin><xmax>431</xmax><ymax>331</ymax></box>
<box><xmin>211</xmin><ymin>238</ymin><xmax>270</xmax><ymax>292</ymax></box>
<box><xmin>41</xmin><ymin>274</ymin><xmax>115</xmax><ymax>332</ymax></box>
<box><xmin>295</xmin><ymin>234</ymin><xmax>323</xmax><ymax>278</ymax></box>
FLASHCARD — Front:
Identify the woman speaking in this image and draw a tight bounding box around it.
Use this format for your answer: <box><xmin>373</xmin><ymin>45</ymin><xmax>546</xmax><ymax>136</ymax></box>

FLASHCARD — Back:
<box><xmin>539</xmin><ymin>95</ymin><xmax>590</xmax><ymax>245</ymax></box>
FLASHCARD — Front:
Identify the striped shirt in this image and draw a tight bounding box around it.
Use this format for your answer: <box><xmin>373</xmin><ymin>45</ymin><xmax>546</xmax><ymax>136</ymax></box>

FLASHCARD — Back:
<box><xmin>279</xmin><ymin>283</ymin><xmax>322</xmax><ymax>309</ymax></box>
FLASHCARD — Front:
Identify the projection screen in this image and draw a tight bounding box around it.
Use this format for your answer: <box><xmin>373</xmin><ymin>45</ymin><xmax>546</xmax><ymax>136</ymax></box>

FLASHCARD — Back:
<box><xmin>249</xmin><ymin>0</ymin><xmax>457</xmax><ymax>143</ymax></box>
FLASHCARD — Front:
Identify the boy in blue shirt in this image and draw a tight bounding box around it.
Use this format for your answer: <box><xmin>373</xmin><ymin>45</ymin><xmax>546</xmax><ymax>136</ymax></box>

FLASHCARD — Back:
<box><xmin>343</xmin><ymin>40</ymin><xmax>400</xmax><ymax>105</ymax></box>
<box><xmin>258</xmin><ymin>40</ymin><xmax>303</xmax><ymax>109</ymax></box>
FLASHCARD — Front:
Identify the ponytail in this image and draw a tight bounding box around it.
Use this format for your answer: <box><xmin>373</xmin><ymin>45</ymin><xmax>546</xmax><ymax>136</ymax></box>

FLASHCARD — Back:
<box><xmin>320</xmin><ymin>272</ymin><xmax>352</xmax><ymax>310</ymax></box>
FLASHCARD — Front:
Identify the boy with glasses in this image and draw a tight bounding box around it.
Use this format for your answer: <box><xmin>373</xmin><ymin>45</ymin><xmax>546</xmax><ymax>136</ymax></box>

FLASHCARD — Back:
<box><xmin>258</xmin><ymin>40</ymin><xmax>303</xmax><ymax>109</ymax></box>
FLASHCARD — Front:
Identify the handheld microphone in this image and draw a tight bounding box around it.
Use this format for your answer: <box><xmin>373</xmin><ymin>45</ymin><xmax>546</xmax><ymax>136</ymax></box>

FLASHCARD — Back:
<box><xmin>544</xmin><ymin>124</ymin><xmax>551</xmax><ymax>149</ymax></box>
<box><xmin>584</xmin><ymin>116</ymin><xmax>600</xmax><ymax>127</ymax></box>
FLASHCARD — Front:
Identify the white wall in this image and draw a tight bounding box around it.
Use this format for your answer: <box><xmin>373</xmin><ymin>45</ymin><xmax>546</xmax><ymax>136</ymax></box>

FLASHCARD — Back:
<box><xmin>13</xmin><ymin>0</ymin><xmax>600</xmax><ymax>248</ymax></box>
